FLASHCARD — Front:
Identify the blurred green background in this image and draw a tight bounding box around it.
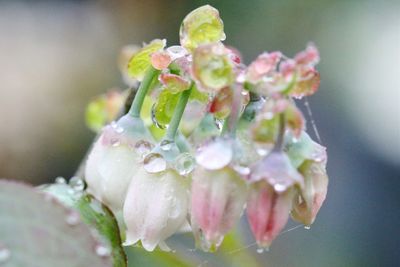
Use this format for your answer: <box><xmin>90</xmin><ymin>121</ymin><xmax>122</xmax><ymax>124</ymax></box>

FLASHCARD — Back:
<box><xmin>0</xmin><ymin>0</ymin><xmax>399</xmax><ymax>266</ymax></box>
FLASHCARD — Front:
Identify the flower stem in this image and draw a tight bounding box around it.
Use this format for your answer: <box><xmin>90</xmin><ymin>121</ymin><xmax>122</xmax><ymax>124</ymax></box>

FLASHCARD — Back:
<box><xmin>165</xmin><ymin>83</ymin><xmax>194</xmax><ymax>140</ymax></box>
<box><xmin>273</xmin><ymin>113</ymin><xmax>286</xmax><ymax>151</ymax></box>
<box><xmin>222</xmin><ymin>84</ymin><xmax>242</xmax><ymax>137</ymax></box>
<box><xmin>128</xmin><ymin>67</ymin><xmax>160</xmax><ymax>118</ymax></box>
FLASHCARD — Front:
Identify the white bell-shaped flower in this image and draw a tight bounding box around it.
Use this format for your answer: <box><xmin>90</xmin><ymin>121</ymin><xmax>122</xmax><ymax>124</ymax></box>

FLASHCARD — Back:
<box><xmin>85</xmin><ymin>114</ymin><xmax>153</xmax><ymax>212</ymax></box>
<box><xmin>123</xmin><ymin>168</ymin><xmax>189</xmax><ymax>251</ymax></box>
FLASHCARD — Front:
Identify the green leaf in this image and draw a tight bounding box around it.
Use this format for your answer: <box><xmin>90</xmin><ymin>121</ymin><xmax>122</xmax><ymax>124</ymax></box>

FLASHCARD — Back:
<box><xmin>180</xmin><ymin>5</ymin><xmax>226</xmax><ymax>51</ymax></box>
<box><xmin>41</xmin><ymin>182</ymin><xmax>127</xmax><ymax>267</ymax></box>
<box><xmin>128</xmin><ymin>39</ymin><xmax>166</xmax><ymax>81</ymax></box>
<box><xmin>152</xmin><ymin>89</ymin><xmax>181</xmax><ymax>128</ymax></box>
<box><xmin>0</xmin><ymin>180</ymin><xmax>113</xmax><ymax>267</ymax></box>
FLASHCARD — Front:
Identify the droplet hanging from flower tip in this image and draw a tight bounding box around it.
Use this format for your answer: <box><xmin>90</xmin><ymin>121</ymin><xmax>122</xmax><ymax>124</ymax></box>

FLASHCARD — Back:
<box><xmin>0</xmin><ymin>243</ymin><xmax>11</xmax><ymax>263</ymax></box>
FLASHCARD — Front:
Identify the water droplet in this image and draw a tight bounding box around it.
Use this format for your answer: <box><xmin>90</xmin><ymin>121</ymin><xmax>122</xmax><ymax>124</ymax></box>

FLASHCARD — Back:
<box><xmin>233</xmin><ymin>164</ymin><xmax>251</xmax><ymax>176</ymax></box>
<box><xmin>69</xmin><ymin>176</ymin><xmax>85</xmax><ymax>192</ymax></box>
<box><xmin>214</xmin><ymin>118</ymin><xmax>224</xmax><ymax>130</ymax></box>
<box><xmin>273</xmin><ymin>183</ymin><xmax>287</xmax><ymax>193</ymax></box>
<box><xmin>304</xmin><ymin>225</ymin><xmax>311</xmax><ymax>230</ymax></box>
<box><xmin>66</xmin><ymin>210</ymin><xmax>80</xmax><ymax>226</ymax></box>
<box><xmin>134</xmin><ymin>140</ymin><xmax>153</xmax><ymax>157</ymax></box>
<box><xmin>256</xmin><ymin>148</ymin><xmax>268</xmax><ymax>156</ymax></box>
<box><xmin>160</xmin><ymin>140</ymin><xmax>174</xmax><ymax>151</ymax></box>
<box><xmin>55</xmin><ymin>176</ymin><xmax>66</xmax><ymax>184</ymax></box>
<box><xmin>0</xmin><ymin>243</ymin><xmax>11</xmax><ymax>263</ymax></box>
<box><xmin>256</xmin><ymin>248</ymin><xmax>264</xmax><ymax>254</ymax></box>
<box><xmin>174</xmin><ymin>152</ymin><xmax>195</xmax><ymax>175</ymax></box>
<box><xmin>95</xmin><ymin>244</ymin><xmax>111</xmax><ymax>258</ymax></box>
<box><xmin>143</xmin><ymin>153</ymin><xmax>167</xmax><ymax>173</ymax></box>
<box><xmin>115</xmin><ymin>126</ymin><xmax>124</xmax><ymax>134</ymax></box>
<box><xmin>110</xmin><ymin>121</ymin><xmax>118</xmax><ymax>129</ymax></box>
<box><xmin>196</xmin><ymin>139</ymin><xmax>233</xmax><ymax>170</ymax></box>
<box><xmin>110</xmin><ymin>138</ymin><xmax>120</xmax><ymax>147</ymax></box>
<box><xmin>166</xmin><ymin>45</ymin><xmax>187</xmax><ymax>60</ymax></box>
<box><xmin>151</xmin><ymin>103</ymin><xmax>167</xmax><ymax>129</ymax></box>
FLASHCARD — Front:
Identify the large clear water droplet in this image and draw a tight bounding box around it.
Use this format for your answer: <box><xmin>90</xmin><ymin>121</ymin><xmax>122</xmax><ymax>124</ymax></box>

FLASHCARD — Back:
<box><xmin>134</xmin><ymin>140</ymin><xmax>154</xmax><ymax>157</ymax></box>
<box><xmin>174</xmin><ymin>152</ymin><xmax>195</xmax><ymax>175</ymax></box>
<box><xmin>0</xmin><ymin>243</ymin><xmax>11</xmax><ymax>263</ymax></box>
<box><xmin>143</xmin><ymin>153</ymin><xmax>167</xmax><ymax>173</ymax></box>
<box><xmin>69</xmin><ymin>176</ymin><xmax>85</xmax><ymax>192</ymax></box>
<box><xmin>196</xmin><ymin>139</ymin><xmax>233</xmax><ymax>170</ymax></box>
<box><xmin>160</xmin><ymin>140</ymin><xmax>174</xmax><ymax>151</ymax></box>
<box><xmin>55</xmin><ymin>176</ymin><xmax>66</xmax><ymax>184</ymax></box>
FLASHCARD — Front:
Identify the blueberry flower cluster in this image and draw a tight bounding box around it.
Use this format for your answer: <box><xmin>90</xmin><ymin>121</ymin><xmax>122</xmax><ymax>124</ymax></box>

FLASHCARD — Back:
<box><xmin>84</xmin><ymin>5</ymin><xmax>328</xmax><ymax>252</ymax></box>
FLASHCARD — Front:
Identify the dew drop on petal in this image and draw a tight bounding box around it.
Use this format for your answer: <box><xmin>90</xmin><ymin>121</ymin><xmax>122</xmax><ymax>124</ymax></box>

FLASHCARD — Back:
<box><xmin>0</xmin><ymin>243</ymin><xmax>11</xmax><ymax>263</ymax></box>
<box><xmin>256</xmin><ymin>248</ymin><xmax>264</xmax><ymax>254</ymax></box>
<box><xmin>55</xmin><ymin>176</ymin><xmax>66</xmax><ymax>184</ymax></box>
<box><xmin>134</xmin><ymin>140</ymin><xmax>154</xmax><ymax>157</ymax></box>
<box><xmin>66</xmin><ymin>210</ymin><xmax>81</xmax><ymax>226</ymax></box>
<box><xmin>196</xmin><ymin>140</ymin><xmax>233</xmax><ymax>170</ymax></box>
<box><xmin>110</xmin><ymin>138</ymin><xmax>120</xmax><ymax>147</ymax></box>
<box><xmin>167</xmin><ymin>45</ymin><xmax>187</xmax><ymax>60</ymax></box>
<box><xmin>160</xmin><ymin>140</ymin><xmax>174</xmax><ymax>151</ymax></box>
<box><xmin>143</xmin><ymin>153</ymin><xmax>167</xmax><ymax>173</ymax></box>
<box><xmin>174</xmin><ymin>152</ymin><xmax>195</xmax><ymax>175</ymax></box>
<box><xmin>304</xmin><ymin>225</ymin><xmax>311</xmax><ymax>230</ymax></box>
<box><xmin>95</xmin><ymin>244</ymin><xmax>111</xmax><ymax>258</ymax></box>
<box><xmin>69</xmin><ymin>176</ymin><xmax>85</xmax><ymax>192</ymax></box>
<box><xmin>233</xmin><ymin>164</ymin><xmax>251</xmax><ymax>176</ymax></box>
<box><xmin>273</xmin><ymin>183</ymin><xmax>287</xmax><ymax>193</ymax></box>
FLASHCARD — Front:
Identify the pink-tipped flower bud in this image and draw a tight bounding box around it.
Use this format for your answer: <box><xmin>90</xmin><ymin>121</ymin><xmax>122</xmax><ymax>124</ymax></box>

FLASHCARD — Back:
<box><xmin>291</xmin><ymin>160</ymin><xmax>328</xmax><ymax>226</ymax></box>
<box><xmin>246</xmin><ymin>181</ymin><xmax>294</xmax><ymax>248</ymax></box>
<box><xmin>247</xmin><ymin>151</ymin><xmax>303</xmax><ymax>248</ymax></box>
<box><xmin>123</xmin><ymin>168</ymin><xmax>189</xmax><ymax>251</ymax></box>
<box><xmin>190</xmin><ymin>166</ymin><xmax>248</xmax><ymax>251</ymax></box>
<box><xmin>85</xmin><ymin>115</ymin><xmax>153</xmax><ymax>212</ymax></box>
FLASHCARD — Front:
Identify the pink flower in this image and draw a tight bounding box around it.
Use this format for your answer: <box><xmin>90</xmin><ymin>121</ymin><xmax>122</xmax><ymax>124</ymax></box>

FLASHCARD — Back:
<box><xmin>247</xmin><ymin>181</ymin><xmax>294</xmax><ymax>248</ymax></box>
<box><xmin>190</xmin><ymin>166</ymin><xmax>247</xmax><ymax>251</ymax></box>
<box><xmin>291</xmin><ymin>160</ymin><xmax>328</xmax><ymax>226</ymax></box>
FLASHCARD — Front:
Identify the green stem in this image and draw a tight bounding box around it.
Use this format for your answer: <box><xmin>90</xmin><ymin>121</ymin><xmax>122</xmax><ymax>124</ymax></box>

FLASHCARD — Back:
<box><xmin>165</xmin><ymin>83</ymin><xmax>194</xmax><ymax>141</ymax></box>
<box><xmin>128</xmin><ymin>67</ymin><xmax>160</xmax><ymax>118</ymax></box>
<box><xmin>273</xmin><ymin>113</ymin><xmax>286</xmax><ymax>152</ymax></box>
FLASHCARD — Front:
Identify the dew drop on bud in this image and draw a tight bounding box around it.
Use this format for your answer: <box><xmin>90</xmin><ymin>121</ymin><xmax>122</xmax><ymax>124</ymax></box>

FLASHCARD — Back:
<box><xmin>110</xmin><ymin>138</ymin><xmax>120</xmax><ymax>147</ymax></box>
<box><xmin>95</xmin><ymin>244</ymin><xmax>111</xmax><ymax>258</ymax></box>
<box><xmin>160</xmin><ymin>140</ymin><xmax>174</xmax><ymax>151</ymax></box>
<box><xmin>69</xmin><ymin>176</ymin><xmax>85</xmax><ymax>192</ymax></box>
<box><xmin>256</xmin><ymin>248</ymin><xmax>264</xmax><ymax>254</ymax></box>
<box><xmin>214</xmin><ymin>118</ymin><xmax>224</xmax><ymax>130</ymax></box>
<box><xmin>0</xmin><ymin>243</ymin><xmax>11</xmax><ymax>263</ymax></box>
<box><xmin>143</xmin><ymin>153</ymin><xmax>167</xmax><ymax>173</ymax></box>
<box><xmin>233</xmin><ymin>164</ymin><xmax>251</xmax><ymax>176</ymax></box>
<box><xmin>196</xmin><ymin>140</ymin><xmax>233</xmax><ymax>170</ymax></box>
<box><xmin>273</xmin><ymin>183</ymin><xmax>287</xmax><ymax>193</ymax></box>
<box><xmin>174</xmin><ymin>152</ymin><xmax>195</xmax><ymax>175</ymax></box>
<box><xmin>304</xmin><ymin>225</ymin><xmax>311</xmax><ymax>230</ymax></box>
<box><xmin>66</xmin><ymin>210</ymin><xmax>81</xmax><ymax>226</ymax></box>
<box><xmin>134</xmin><ymin>140</ymin><xmax>154</xmax><ymax>157</ymax></box>
<box><xmin>167</xmin><ymin>45</ymin><xmax>187</xmax><ymax>60</ymax></box>
<box><xmin>55</xmin><ymin>176</ymin><xmax>66</xmax><ymax>184</ymax></box>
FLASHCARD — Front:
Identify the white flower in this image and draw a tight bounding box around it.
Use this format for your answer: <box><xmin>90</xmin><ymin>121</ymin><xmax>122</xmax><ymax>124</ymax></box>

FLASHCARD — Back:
<box><xmin>85</xmin><ymin>115</ymin><xmax>152</xmax><ymax>212</ymax></box>
<box><xmin>123</xmin><ymin>168</ymin><xmax>189</xmax><ymax>251</ymax></box>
